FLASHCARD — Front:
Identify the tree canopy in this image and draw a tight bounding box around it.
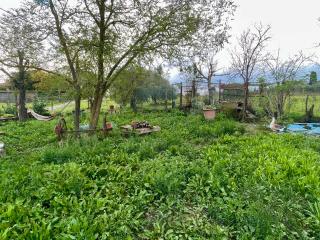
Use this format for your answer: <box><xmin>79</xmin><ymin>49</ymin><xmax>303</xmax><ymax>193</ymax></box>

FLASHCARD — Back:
<box><xmin>31</xmin><ymin>0</ymin><xmax>236</xmax><ymax>128</ymax></box>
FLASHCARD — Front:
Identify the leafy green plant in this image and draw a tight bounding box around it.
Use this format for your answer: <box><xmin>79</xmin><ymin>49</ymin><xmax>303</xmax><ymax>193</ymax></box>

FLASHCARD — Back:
<box><xmin>33</xmin><ymin>98</ymin><xmax>49</xmax><ymax>116</ymax></box>
<box><xmin>1</xmin><ymin>110</ymin><xmax>320</xmax><ymax>239</ymax></box>
<box><xmin>2</xmin><ymin>103</ymin><xmax>16</xmax><ymax>115</ymax></box>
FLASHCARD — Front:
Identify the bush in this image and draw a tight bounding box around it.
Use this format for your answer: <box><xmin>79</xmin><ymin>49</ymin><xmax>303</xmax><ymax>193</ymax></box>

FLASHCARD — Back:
<box><xmin>33</xmin><ymin>98</ymin><xmax>49</xmax><ymax>116</ymax></box>
<box><xmin>41</xmin><ymin>148</ymin><xmax>76</xmax><ymax>164</ymax></box>
<box><xmin>2</xmin><ymin>104</ymin><xmax>16</xmax><ymax>115</ymax></box>
<box><xmin>195</xmin><ymin>117</ymin><xmax>245</xmax><ymax>138</ymax></box>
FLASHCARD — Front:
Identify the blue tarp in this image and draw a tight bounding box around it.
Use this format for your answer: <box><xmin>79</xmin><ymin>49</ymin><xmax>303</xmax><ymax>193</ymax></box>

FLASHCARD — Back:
<box><xmin>286</xmin><ymin>123</ymin><xmax>320</xmax><ymax>135</ymax></box>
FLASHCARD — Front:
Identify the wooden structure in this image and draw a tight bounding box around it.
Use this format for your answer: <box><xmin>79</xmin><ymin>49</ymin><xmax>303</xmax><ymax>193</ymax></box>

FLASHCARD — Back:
<box><xmin>121</xmin><ymin>122</ymin><xmax>161</xmax><ymax>136</ymax></box>
<box><xmin>108</xmin><ymin>105</ymin><xmax>117</xmax><ymax>114</ymax></box>
<box><xmin>55</xmin><ymin>116</ymin><xmax>112</xmax><ymax>140</ymax></box>
<box><xmin>0</xmin><ymin>116</ymin><xmax>18</xmax><ymax>122</ymax></box>
<box><xmin>219</xmin><ymin>83</ymin><xmax>245</xmax><ymax>102</ymax></box>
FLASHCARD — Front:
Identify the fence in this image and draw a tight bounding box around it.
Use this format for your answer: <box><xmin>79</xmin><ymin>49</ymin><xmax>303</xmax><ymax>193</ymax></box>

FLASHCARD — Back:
<box><xmin>172</xmin><ymin>80</ymin><xmax>219</xmax><ymax>110</ymax></box>
<box><xmin>0</xmin><ymin>90</ymin><xmax>72</xmax><ymax>104</ymax></box>
<box><xmin>171</xmin><ymin>79</ymin><xmax>320</xmax><ymax>119</ymax></box>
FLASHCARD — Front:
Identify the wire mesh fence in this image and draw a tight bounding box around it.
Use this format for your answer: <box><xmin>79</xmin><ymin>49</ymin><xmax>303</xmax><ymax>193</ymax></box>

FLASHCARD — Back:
<box><xmin>171</xmin><ymin>79</ymin><xmax>320</xmax><ymax>120</ymax></box>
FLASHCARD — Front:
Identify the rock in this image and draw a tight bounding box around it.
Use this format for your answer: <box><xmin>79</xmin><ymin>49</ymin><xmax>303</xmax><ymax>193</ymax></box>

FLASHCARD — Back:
<box><xmin>79</xmin><ymin>124</ymin><xmax>90</xmax><ymax>131</ymax></box>
<box><xmin>0</xmin><ymin>142</ymin><xmax>5</xmax><ymax>156</ymax></box>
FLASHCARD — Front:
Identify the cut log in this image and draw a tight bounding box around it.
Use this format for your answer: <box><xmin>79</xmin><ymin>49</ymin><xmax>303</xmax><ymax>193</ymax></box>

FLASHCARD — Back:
<box><xmin>0</xmin><ymin>117</ymin><xmax>18</xmax><ymax>122</ymax></box>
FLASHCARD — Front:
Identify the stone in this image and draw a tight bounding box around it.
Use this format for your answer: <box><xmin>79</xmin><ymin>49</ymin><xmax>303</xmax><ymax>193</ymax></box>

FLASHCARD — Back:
<box><xmin>0</xmin><ymin>142</ymin><xmax>5</xmax><ymax>156</ymax></box>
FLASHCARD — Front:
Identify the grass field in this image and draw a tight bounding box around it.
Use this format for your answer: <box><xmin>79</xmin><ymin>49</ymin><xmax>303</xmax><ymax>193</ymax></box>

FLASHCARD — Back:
<box><xmin>0</xmin><ymin>110</ymin><xmax>320</xmax><ymax>239</ymax></box>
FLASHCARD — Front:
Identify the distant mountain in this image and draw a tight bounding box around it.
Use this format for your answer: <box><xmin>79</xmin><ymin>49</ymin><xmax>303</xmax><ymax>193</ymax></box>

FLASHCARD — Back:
<box><xmin>297</xmin><ymin>64</ymin><xmax>320</xmax><ymax>81</ymax></box>
<box><xmin>170</xmin><ymin>64</ymin><xmax>320</xmax><ymax>85</ymax></box>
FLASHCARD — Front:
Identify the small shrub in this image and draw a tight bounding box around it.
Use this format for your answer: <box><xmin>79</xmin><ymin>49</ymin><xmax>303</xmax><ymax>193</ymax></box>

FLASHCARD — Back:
<box><xmin>41</xmin><ymin>148</ymin><xmax>75</xmax><ymax>164</ymax></box>
<box><xmin>196</xmin><ymin>118</ymin><xmax>245</xmax><ymax>138</ymax></box>
<box><xmin>2</xmin><ymin>104</ymin><xmax>16</xmax><ymax>115</ymax></box>
<box><xmin>33</xmin><ymin>98</ymin><xmax>49</xmax><ymax>116</ymax></box>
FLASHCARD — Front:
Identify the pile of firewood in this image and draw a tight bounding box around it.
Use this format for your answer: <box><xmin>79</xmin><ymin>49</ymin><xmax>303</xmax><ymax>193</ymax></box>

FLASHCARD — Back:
<box><xmin>131</xmin><ymin>121</ymin><xmax>152</xmax><ymax>129</ymax></box>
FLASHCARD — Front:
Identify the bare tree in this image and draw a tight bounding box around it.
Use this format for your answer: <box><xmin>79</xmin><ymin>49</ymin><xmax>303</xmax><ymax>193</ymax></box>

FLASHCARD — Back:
<box><xmin>231</xmin><ymin>24</ymin><xmax>271</xmax><ymax>119</ymax></box>
<box><xmin>193</xmin><ymin>50</ymin><xmax>230</xmax><ymax>105</ymax></box>
<box><xmin>177</xmin><ymin>1</ymin><xmax>235</xmax><ymax>105</ymax></box>
<box><xmin>264</xmin><ymin>50</ymin><xmax>311</xmax><ymax>118</ymax></box>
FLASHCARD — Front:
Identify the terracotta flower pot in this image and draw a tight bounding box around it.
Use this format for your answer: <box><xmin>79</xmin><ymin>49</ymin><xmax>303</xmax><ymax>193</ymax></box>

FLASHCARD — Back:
<box><xmin>106</xmin><ymin>122</ymin><xmax>113</xmax><ymax>130</ymax></box>
<box><xmin>203</xmin><ymin>109</ymin><xmax>216</xmax><ymax>120</ymax></box>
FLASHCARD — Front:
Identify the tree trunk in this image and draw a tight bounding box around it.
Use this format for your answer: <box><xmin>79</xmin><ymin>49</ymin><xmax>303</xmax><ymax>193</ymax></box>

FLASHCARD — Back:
<box><xmin>242</xmin><ymin>81</ymin><xmax>249</xmax><ymax>120</ymax></box>
<box><xmin>14</xmin><ymin>92</ymin><xmax>18</xmax><ymax>118</ymax></box>
<box><xmin>89</xmin><ymin>93</ymin><xmax>104</xmax><ymax>130</ymax></box>
<box><xmin>18</xmin><ymin>87</ymin><xmax>27</xmax><ymax>121</ymax></box>
<box><xmin>208</xmin><ymin>79</ymin><xmax>213</xmax><ymax>105</ymax></box>
<box><xmin>74</xmin><ymin>90</ymin><xmax>81</xmax><ymax>134</ymax></box>
<box><xmin>165</xmin><ymin>88</ymin><xmax>168</xmax><ymax>111</ymax></box>
<box><xmin>192</xmin><ymin>79</ymin><xmax>196</xmax><ymax>98</ymax></box>
<box><xmin>152</xmin><ymin>97</ymin><xmax>157</xmax><ymax>105</ymax></box>
<box><xmin>130</xmin><ymin>95</ymin><xmax>137</xmax><ymax>113</ymax></box>
<box><xmin>17</xmin><ymin>51</ymin><xmax>27</xmax><ymax>121</ymax></box>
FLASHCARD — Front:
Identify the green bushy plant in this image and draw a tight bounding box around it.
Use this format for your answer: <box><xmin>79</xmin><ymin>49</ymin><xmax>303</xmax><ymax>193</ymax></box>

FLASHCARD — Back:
<box><xmin>2</xmin><ymin>104</ymin><xmax>16</xmax><ymax>115</ymax></box>
<box><xmin>33</xmin><ymin>98</ymin><xmax>49</xmax><ymax>116</ymax></box>
<box><xmin>41</xmin><ymin>148</ymin><xmax>76</xmax><ymax>164</ymax></box>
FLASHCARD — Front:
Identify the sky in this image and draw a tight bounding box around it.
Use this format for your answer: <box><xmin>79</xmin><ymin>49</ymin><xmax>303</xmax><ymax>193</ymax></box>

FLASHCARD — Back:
<box><xmin>172</xmin><ymin>0</ymin><xmax>320</xmax><ymax>80</ymax></box>
<box><xmin>0</xmin><ymin>0</ymin><xmax>20</xmax><ymax>10</ymax></box>
<box><xmin>224</xmin><ymin>0</ymin><xmax>320</xmax><ymax>67</ymax></box>
<box><xmin>1</xmin><ymin>0</ymin><xmax>320</xmax><ymax>81</ymax></box>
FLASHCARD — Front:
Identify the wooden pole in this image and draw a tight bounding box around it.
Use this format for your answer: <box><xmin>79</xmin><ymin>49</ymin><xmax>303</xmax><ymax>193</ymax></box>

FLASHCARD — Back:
<box><xmin>165</xmin><ymin>87</ymin><xmax>168</xmax><ymax>111</ymax></box>
<box><xmin>218</xmin><ymin>80</ymin><xmax>221</xmax><ymax>103</ymax></box>
<box><xmin>179</xmin><ymin>82</ymin><xmax>183</xmax><ymax>108</ymax></box>
<box><xmin>171</xmin><ymin>85</ymin><xmax>175</xmax><ymax>109</ymax></box>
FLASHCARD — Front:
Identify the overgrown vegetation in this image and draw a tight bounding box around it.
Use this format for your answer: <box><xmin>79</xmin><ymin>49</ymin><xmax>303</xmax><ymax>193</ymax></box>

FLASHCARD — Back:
<box><xmin>32</xmin><ymin>98</ymin><xmax>50</xmax><ymax>116</ymax></box>
<box><xmin>0</xmin><ymin>111</ymin><xmax>319</xmax><ymax>239</ymax></box>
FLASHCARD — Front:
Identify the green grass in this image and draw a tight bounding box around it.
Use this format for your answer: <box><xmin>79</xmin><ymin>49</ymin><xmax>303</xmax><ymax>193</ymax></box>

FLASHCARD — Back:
<box><xmin>0</xmin><ymin>110</ymin><xmax>319</xmax><ymax>239</ymax></box>
<box><xmin>251</xmin><ymin>94</ymin><xmax>320</xmax><ymax>122</ymax></box>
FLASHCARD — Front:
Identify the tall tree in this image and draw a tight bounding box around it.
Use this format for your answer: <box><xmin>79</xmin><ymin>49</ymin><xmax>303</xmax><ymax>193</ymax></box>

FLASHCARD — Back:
<box><xmin>231</xmin><ymin>24</ymin><xmax>271</xmax><ymax>119</ymax></box>
<box><xmin>0</xmin><ymin>5</ymin><xmax>47</xmax><ymax>121</ymax></box>
<box><xmin>177</xmin><ymin>1</ymin><xmax>235</xmax><ymax>105</ymax></box>
<box><xmin>111</xmin><ymin>65</ymin><xmax>174</xmax><ymax>111</ymax></box>
<box><xmin>35</xmin><ymin>0</ymin><xmax>236</xmax><ymax>129</ymax></box>
<box><xmin>47</xmin><ymin>0</ymin><xmax>84</xmax><ymax>132</ymax></box>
